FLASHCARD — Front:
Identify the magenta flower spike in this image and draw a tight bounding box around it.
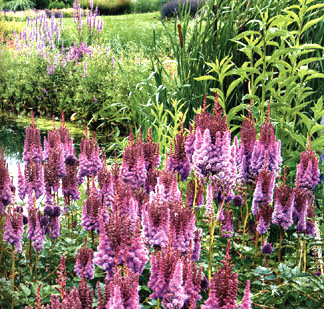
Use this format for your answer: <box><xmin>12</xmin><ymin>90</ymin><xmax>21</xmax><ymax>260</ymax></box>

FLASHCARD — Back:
<box><xmin>250</xmin><ymin>103</ymin><xmax>282</xmax><ymax>177</ymax></box>
<box><xmin>23</xmin><ymin>112</ymin><xmax>43</xmax><ymax>163</ymax></box>
<box><xmin>74</xmin><ymin>238</ymin><xmax>95</xmax><ymax>280</ymax></box>
<box><xmin>296</xmin><ymin>140</ymin><xmax>320</xmax><ymax>190</ymax></box>
<box><xmin>169</xmin><ymin>124</ymin><xmax>191</xmax><ymax>181</ymax></box>
<box><xmin>32</xmin><ymin>212</ymin><xmax>46</xmax><ymax>251</ymax></box>
<box><xmin>4</xmin><ymin>206</ymin><xmax>24</xmax><ymax>253</ymax></box>
<box><xmin>17</xmin><ymin>163</ymin><xmax>26</xmax><ymax>201</ymax></box>
<box><xmin>272</xmin><ymin>169</ymin><xmax>295</xmax><ymax>230</ymax></box>
<box><xmin>0</xmin><ymin>149</ymin><xmax>13</xmax><ymax>214</ymax></box>
<box><xmin>62</xmin><ymin>163</ymin><xmax>80</xmax><ymax>202</ymax></box>
<box><xmin>293</xmin><ymin>188</ymin><xmax>310</xmax><ymax>233</ymax></box>
<box><xmin>222</xmin><ymin>210</ymin><xmax>234</xmax><ymax>238</ymax></box>
<box><xmin>24</xmin><ymin>161</ymin><xmax>45</xmax><ymax>199</ymax></box>
<box><xmin>240</xmin><ymin>280</ymin><xmax>252</xmax><ymax>309</ymax></box>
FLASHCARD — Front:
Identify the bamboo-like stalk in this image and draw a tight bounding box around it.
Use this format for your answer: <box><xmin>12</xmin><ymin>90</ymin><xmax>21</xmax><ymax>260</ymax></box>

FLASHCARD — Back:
<box><xmin>242</xmin><ymin>195</ymin><xmax>249</xmax><ymax>237</ymax></box>
<box><xmin>254</xmin><ymin>230</ymin><xmax>259</xmax><ymax>257</ymax></box>
<box><xmin>11</xmin><ymin>245</ymin><xmax>15</xmax><ymax>309</ymax></box>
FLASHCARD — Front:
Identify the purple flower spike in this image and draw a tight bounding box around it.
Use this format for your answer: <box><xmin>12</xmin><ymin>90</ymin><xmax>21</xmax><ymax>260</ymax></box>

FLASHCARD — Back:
<box><xmin>296</xmin><ymin>142</ymin><xmax>320</xmax><ymax>190</ymax></box>
<box><xmin>17</xmin><ymin>163</ymin><xmax>26</xmax><ymax>201</ymax></box>
<box><xmin>169</xmin><ymin>124</ymin><xmax>191</xmax><ymax>181</ymax></box>
<box><xmin>240</xmin><ymin>280</ymin><xmax>252</xmax><ymax>309</ymax></box>
<box><xmin>186</xmin><ymin>179</ymin><xmax>204</xmax><ymax>208</ymax></box>
<box><xmin>294</xmin><ymin>188</ymin><xmax>310</xmax><ymax>233</ymax></box>
<box><xmin>32</xmin><ymin>212</ymin><xmax>46</xmax><ymax>251</ymax></box>
<box><xmin>74</xmin><ymin>239</ymin><xmax>94</xmax><ymax>280</ymax></box>
<box><xmin>0</xmin><ymin>149</ymin><xmax>13</xmax><ymax>214</ymax></box>
<box><xmin>272</xmin><ymin>169</ymin><xmax>295</xmax><ymax>230</ymax></box>
<box><xmin>222</xmin><ymin>210</ymin><xmax>234</xmax><ymax>238</ymax></box>
<box><xmin>4</xmin><ymin>206</ymin><xmax>24</xmax><ymax>253</ymax></box>
<box><xmin>62</xmin><ymin>163</ymin><xmax>80</xmax><ymax>202</ymax></box>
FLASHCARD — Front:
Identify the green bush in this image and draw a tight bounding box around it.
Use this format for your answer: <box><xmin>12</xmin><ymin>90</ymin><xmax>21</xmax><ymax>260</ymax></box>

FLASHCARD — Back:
<box><xmin>132</xmin><ymin>0</ymin><xmax>165</xmax><ymax>13</ymax></box>
<box><xmin>80</xmin><ymin>0</ymin><xmax>132</xmax><ymax>15</ymax></box>
<box><xmin>48</xmin><ymin>0</ymin><xmax>66</xmax><ymax>9</ymax></box>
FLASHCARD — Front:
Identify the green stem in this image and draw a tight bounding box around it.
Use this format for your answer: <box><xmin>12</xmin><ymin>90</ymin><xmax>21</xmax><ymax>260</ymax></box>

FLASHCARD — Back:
<box><xmin>29</xmin><ymin>239</ymin><xmax>33</xmax><ymax>279</ymax></box>
<box><xmin>157</xmin><ymin>298</ymin><xmax>160</xmax><ymax>309</ymax></box>
<box><xmin>0</xmin><ymin>214</ymin><xmax>4</xmax><ymax>267</ymax></box>
<box><xmin>303</xmin><ymin>236</ymin><xmax>307</xmax><ymax>272</ymax></box>
<box><xmin>192</xmin><ymin>176</ymin><xmax>198</xmax><ymax>209</ymax></box>
<box><xmin>278</xmin><ymin>227</ymin><xmax>283</xmax><ymax>263</ymax></box>
<box><xmin>208</xmin><ymin>218</ymin><xmax>217</xmax><ymax>281</ymax></box>
<box><xmin>242</xmin><ymin>196</ymin><xmax>249</xmax><ymax>237</ymax></box>
<box><xmin>11</xmin><ymin>245</ymin><xmax>15</xmax><ymax>309</ymax></box>
<box><xmin>35</xmin><ymin>250</ymin><xmax>39</xmax><ymax>282</ymax></box>
<box><xmin>296</xmin><ymin>232</ymin><xmax>300</xmax><ymax>266</ymax></box>
<box><xmin>254</xmin><ymin>230</ymin><xmax>259</xmax><ymax>258</ymax></box>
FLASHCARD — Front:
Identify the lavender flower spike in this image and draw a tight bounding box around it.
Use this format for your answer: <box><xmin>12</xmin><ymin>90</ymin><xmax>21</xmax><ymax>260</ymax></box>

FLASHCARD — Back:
<box><xmin>4</xmin><ymin>207</ymin><xmax>24</xmax><ymax>253</ymax></box>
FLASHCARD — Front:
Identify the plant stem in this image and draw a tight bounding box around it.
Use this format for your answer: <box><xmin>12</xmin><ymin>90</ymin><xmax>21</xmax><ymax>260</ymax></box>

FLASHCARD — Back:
<box><xmin>192</xmin><ymin>176</ymin><xmax>198</xmax><ymax>209</ymax></box>
<box><xmin>278</xmin><ymin>227</ymin><xmax>283</xmax><ymax>263</ymax></box>
<box><xmin>0</xmin><ymin>214</ymin><xmax>4</xmax><ymax>266</ymax></box>
<box><xmin>11</xmin><ymin>245</ymin><xmax>15</xmax><ymax>309</ymax></box>
<box><xmin>303</xmin><ymin>235</ymin><xmax>307</xmax><ymax>272</ymax></box>
<box><xmin>208</xmin><ymin>218</ymin><xmax>217</xmax><ymax>281</ymax></box>
<box><xmin>35</xmin><ymin>250</ymin><xmax>39</xmax><ymax>281</ymax></box>
<box><xmin>29</xmin><ymin>239</ymin><xmax>33</xmax><ymax>278</ymax></box>
<box><xmin>157</xmin><ymin>298</ymin><xmax>160</xmax><ymax>309</ymax></box>
<box><xmin>296</xmin><ymin>232</ymin><xmax>300</xmax><ymax>266</ymax></box>
<box><xmin>254</xmin><ymin>230</ymin><xmax>259</xmax><ymax>258</ymax></box>
<box><xmin>242</xmin><ymin>196</ymin><xmax>249</xmax><ymax>237</ymax></box>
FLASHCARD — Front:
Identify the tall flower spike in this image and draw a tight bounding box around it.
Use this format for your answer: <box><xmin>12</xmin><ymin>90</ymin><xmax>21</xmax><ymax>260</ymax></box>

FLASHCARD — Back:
<box><xmin>17</xmin><ymin>163</ymin><xmax>26</xmax><ymax>201</ymax></box>
<box><xmin>74</xmin><ymin>238</ymin><xmax>95</xmax><ymax>280</ymax></box>
<box><xmin>240</xmin><ymin>280</ymin><xmax>252</xmax><ymax>309</ymax></box>
<box><xmin>296</xmin><ymin>138</ymin><xmax>320</xmax><ymax>190</ymax></box>
<box><xmin>23</xmin><ymin>112</ymin><xmax>43</xmax><ymax>163</ymax></box>
<box><xmin>0</xmin><ymin>149</ymin><xmax>13</xmax><ymax>214</ymax></box>
<box><xmin>4</xmin><ymin>206</ymin><xmax>24</xmax><ymax>252</ymax></box>
<box><xmin>186</xmin><ymin>179</ymin><xmax>204</xmax><ymax>208</ymax></box>
<box><xmin>32</xmin><ymin>212</ymin><xmax>46</xmax><ymax>251</ymax></box>
<box><xmin>272</xmin><ymin>168</ymin><xmax>295</xmax><ymax>230</ymax></box>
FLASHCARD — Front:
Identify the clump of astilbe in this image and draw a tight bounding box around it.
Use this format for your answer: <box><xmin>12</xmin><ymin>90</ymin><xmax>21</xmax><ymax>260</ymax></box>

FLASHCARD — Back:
<box><xmin>75</xmin><ymin>238</ymin><xmax>94</xmax><ymax>280</ymax></box>
<box><xmin>81</xmin><ymin>178</ymin><xmax>105</xmax><ymax>232</ymax></box>
<box><xmin>78</xmin><ymin>127</ymin><xmax>103</xmax><ymax>185</ymax></box>
<box><xmin>23</xmin><ymin>160</ymin><xmax>45</xmax><ymax>200</ymax></box>
<box><xmin>95</xmin><ymin>211</ymin><xmax>148</xmax><ymax>278</ymax></box>
<box><xmin>169</xmin><ymin>123</ymin><xmax>191</xmax><ymax>181</ymax></box>
<box><xmin>250</xmin><ymin>103</ymin><xmax>282</xmax><ymax>178</ymax></box>
<box><xmin>148</xmin><ymin>245</ymin><xmax>186</xmax><ymax>307</ymax></box>
<box><xmin>239</xmin><ymin>101</ymin><xmax>256</xmax><ymax>183</ymax></box>
<box><xmin>252</xmin><ymin>159</ymin><xmax>275</xmax><ymax>234</ymax></box>
<box><xmin>186</xmin><ymin>179</ymin><xmax>204</xmax><ymax>208</ymax></box>
<box><xmin>101</xmin><ymin>267</ymin><xmax>140</xmax><ymax>308</ymax></box>
<box><xmin>122</xmin><ymin>131</ymin><xmax>147</xmax><ymax>190</ymax></box>
<box><xmin>97</xmin><ymin>155</ymin><xmax>114</xmax><ymax>206</ymax></box>
<box><xmin>293</xmin><ymin>187</ymin><xmax>310</xmax><ymax>233</ymax></box>
<box><xmin>62</xmin><ymin>162</ymin><xmax>80</xmax><ymax>203</ymax></box>
<box><xmin>23</xmin><ymin>112</ymin><xmax>43</xmax><ymax>164</ymax></box>
<box><xmin>296</xmin><ymin>139</ymin><xmax>320</xmax><ymax>190</ymax></box>
<box><xmin>202</xmin><ymin>240</ymin><xmax>238</xmax><ymax>309</ymax></box>
<box><xmin>0</xmin><ymin>149</ymin><xmax>13</xmax><ymax>214</ymax></box>
<box><xmin>240</xmin><ymin>280</ymin><xmax>252</xmax><ymax>309</ymax></box>
<box><xmin>28</xmin><ymin>208</ymin><xmax>46</xmax><ymax>251</ymax></box>
<box><xmin>4</xmin><ymin>206</ymin><xmax>24</xmax><ymax>252</ymax></box>
<box><xmin>142</xmin><ymin>128</ymin><xmax>160</xmax><ymax>170</ymax></box>
<box><xmin>189</xmin><ymin>94</ymin><xmax>238</xmax><ymax>193</ymax></box>
<box><xmin>272</xmin><ymin>168</ymin><xmax>295</xmax><ymax>230</ymax></box>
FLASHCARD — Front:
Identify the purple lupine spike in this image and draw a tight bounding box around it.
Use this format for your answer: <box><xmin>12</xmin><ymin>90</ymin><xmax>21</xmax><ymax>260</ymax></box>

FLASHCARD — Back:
<box><xmin>202</xmin><ymin>240</ymin><xmax>238</xmax><ymax>308</ymax></box>
<box><xmin>296</xmin><ymin>141</ymin><xmax>320</xmax><ymax>190</ymax></box>
<box><xmin>240</xmin><ymin>280</ymin><xmax>252</xmax><ymax>309</ymax></box>
<box><xmin>74</xmin><ymin>238</ymin><xmax>95</xmax><ymax>280</ymax></box>
<box><xmin>4</xmin><ymin>206</ymin><xmax>24</xmax><ymax>253</ymax></box>
<box><xmin>0</xmin><ymin>149</ymin><xmax>13</xmax><ymax>214</ymax></box>
<box><xmin>169</xmin><ymin>124</ymin><xmax>191</xmax><ymax>181</ymax></box>
<box><xmin>272</xmin><ymin>169</ymin><xmax>295</xmax><ymax>230</ymax></box>
<box><xmin>222</xmin><ymin>210</ymin><xmax>234</xmax><ymax>238</ymax></box>
<box><xmin>23</xmin><ymin>112</ymin><xmax>43</xmax><ymax>163</ymax></box>
<box><xmin>250</xmin><ymin>105</ymin><xmax>282</xmax><ymax>177</ymax></box>
<box><xmin>162</xmin><ymin>259</ymin><xmax>186</xmax><ymax>309</ymax></box>
<box><xmin>32</xmin><ymin>212</ymin><xmax>46</xmax><ymax>251</ymax></box>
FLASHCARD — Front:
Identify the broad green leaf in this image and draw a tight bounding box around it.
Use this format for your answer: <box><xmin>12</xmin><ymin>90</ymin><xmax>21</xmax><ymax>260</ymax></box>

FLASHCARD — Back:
<box><xmin>301</xmin><ymin>17</ymin><xmax>323</xmax><ymax>35</ymax></box>
<box><xmin>194</xmin><ymin>75</ymin><xmax>215</xmax><ymax>81</ymax></box>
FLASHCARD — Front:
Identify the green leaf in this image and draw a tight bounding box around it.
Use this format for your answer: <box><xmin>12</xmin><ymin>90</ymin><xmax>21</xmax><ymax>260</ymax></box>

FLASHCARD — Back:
<box><xmin>20</xmin><ymin>284</ymin><xmax>31</xmax><ymax>297</ymax></box>
<box><xmin>194</xmin><ymin>75</ymin><xmax>215</xmax><ymax>81</ymax></box>
<box><xmin>301</xmin><ymin>16</ymin><xmax>324</xmax><ymax>34</ymax></box>
<box><xmin>226</xmin><ymin>77</ymin><xmax>243</xmax><ymax>100</ymax></box>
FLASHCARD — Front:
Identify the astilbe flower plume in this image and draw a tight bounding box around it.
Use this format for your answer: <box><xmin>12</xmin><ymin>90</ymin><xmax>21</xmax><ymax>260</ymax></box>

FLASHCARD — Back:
<box><xmin>97</xmin><ymin>155</ymin><xmax>114</xmax><ymax>206</ymax></box>
<box><xmin>222</xmin><ymin>210</ymin><xmax>234</xmax><ymax>238</ymax></box>
<box><xmin>4</xmin><ymin>206</ymin><xmax>24</xmax><ymax>252</ymax></box>
<box><xmin>239</xmin><ymin>102</ymin><xmax>256</xmax><ymax>183</ymax></box>
<box><xmin>0</xmin><ymin>149</ymin><xmax>13</xmax><ymax>214</ymax></box>
<box><xmin>296</xmin><ymin>140</ymin><xmax>320</xmax><ymax>190</ymax></box>
<box><xmin>169</xmin><ymin>123</ymin><xmax>191</xmax><ymax>181</ymax></box>
<box><xmin>78</xmin><ymin>128</ymin><xmax>103</xmax><ymax>185</ymax></box>
<box><xmin>62</xmin><ymin>162</ymin><xmax>80</xmax><ymax>202</ymax></box>
<box><xmin>240</xmin><ymin>280</ymin><xmax>252</xmax><ymax>309</ymax></box>
<box><xmin>272</xmin><ymin>168</ymin><xmax>295</xmax><ymax>230</ymax></box>
<box><xmin>293</xmin><ymin>187</ymin><xmax>310</xmax><ymax>233</ymax></box>
<box><xmin>250</xmin><ymin>103</ymin><xmax>282</xmax><ymax>177</ymax></box>
<box><xmin>95</xmin><ymin>211</ymin><xmax>148</xmax><ymax>278</ymax></box>
<box><xmin>81</xmin><ymin>178</ymin><xmax>104</xmax><ymax>232</ymax></box>
<box><xmin>202</xmin><ymin>240</ymin><xmax>238</xmax><ymax>309</ymax></box>
<box><xmin>23</xmin><ymin>112</ymin><xmax>43</xmax><ymax>163</ymax></box>
<box><xmin>75</xmin><ymin>238</ymin><xmax>95</xmax><ymax>280</ymax></box>
<box><xmin>23</xmin><ymin>161</ymin><xmax>45</xmax><ymax>199</ymax></box>
<box><xmin>189</xmin><ymin>93</ymin><xmax>238</xmax><ymax>192</ymax></box>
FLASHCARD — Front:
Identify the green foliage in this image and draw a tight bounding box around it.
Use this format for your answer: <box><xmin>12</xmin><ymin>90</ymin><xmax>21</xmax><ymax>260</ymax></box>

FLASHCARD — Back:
<box><xmin>132</xmin><ymin>0</ymin><xmax>165</xmax><ymax>13</ymax></box>
<box><xmin>80</xmin><ymin>0</ymin><xmax>132</xmax><ymax>15</ymax></box>
<box><xmin>48</xmin><ymin>1</ymin><xmax>66</xmax><ymax>9</ymax></box>
<box><xmin>1</xmin><ymin>0</ymin><xmax>34</xmax><ymax>11</ymax></box>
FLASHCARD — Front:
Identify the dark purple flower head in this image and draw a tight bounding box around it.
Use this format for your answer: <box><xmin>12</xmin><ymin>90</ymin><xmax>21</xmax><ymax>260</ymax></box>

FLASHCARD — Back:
<box><xmin>261</xmin><ymin>243</ymin><xmax>273</xmax><ymax>255</ymax></box>
<box><xmin>53</xmin><ymin>205</ymin><xmax>62</xmax><ymax>217</ymax></box>
<box><xmin>40</xmin><ymin>215</ymin><xmax>49</xmax><ymax>228</ymax></box>
<box><xmin>296</xmin><ymin>140</ymin><xmax>320</xmax><ymax>190</ymax></box>
<box><xmin>232</xmin><ymin>195</ymin><xmax>243</xmax><ymax>207</ymax></box>
<box><xmin>44</xmin><ymin>205</ymin><xmax>54</xmax><ymax>217</ymax></box>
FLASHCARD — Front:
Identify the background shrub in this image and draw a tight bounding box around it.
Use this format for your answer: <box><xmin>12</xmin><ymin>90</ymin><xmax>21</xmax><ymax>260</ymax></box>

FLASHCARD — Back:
<box><xmin>132</xmin><ymin>0</ymin><xmax>166</xmax><ymax>13</ymax></box>
<box><xmin>48</xmin><ymin>0</ymin><xmax>66</xmax><ymax>9</ymax></box>
<box><xmin>161</xmin><ymin>0</ymin><xmax>204</xmax><ymax>19</ymax></box>
<box><xmin>80</xmin><ymin>0</ymin><xmax>132</xmax><ymax>15</ymax></box>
